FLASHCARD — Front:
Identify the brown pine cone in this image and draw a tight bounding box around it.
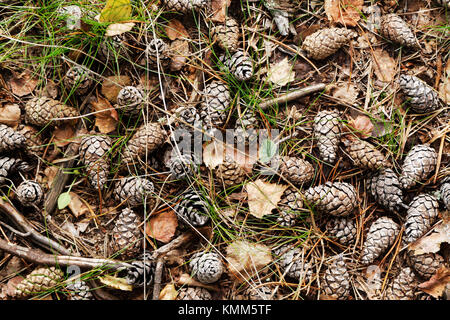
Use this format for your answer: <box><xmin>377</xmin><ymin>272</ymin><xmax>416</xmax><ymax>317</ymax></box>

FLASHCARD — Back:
<box><xmin>404</xmin><ymin>194</ymin><xmax>439</xmax><ymax>244</ymax></box>
<box><xmin>399</xmin><ymin>144</ymin><xmax>437</xmax><ymax>190</ymax></box>
<box><xmin>79</xmin><ymin>134</ymin><xmax>112</xmax><ymax>190</ymax></box>
<box><xmin>276</xmin><ymin>155</ymin><xmax>315</xmax><ymax>185</ymax></box>
<box><xmin>16</xmin><ymin>180</ymin><xmax>43</xmax><ymax>207</ymax></box>
<box><xmin>321</xmin><ymin>255</ymin><xmax>351</xmax><ymax>300</ymax></box>
<box><xmin>216</xmin><ymin>156</ymin><xmax>246</xmax><ymax>187</ymax></box>
<box><xmin>326</xmin><ymin>217</ymin><xmax>357</xmax><ymax>246</ymax></box>
<box><xmin>63</xmin><ymin>65</ymin><xmax>94</xmax><ymax>95</ymax></box>
<box><xmin>314</xmin><ymin>110</ymin><xmax>341</xmax><ymax>164</ymax></box>
<box><xmin>342</xmin><ymin>137</ymin><xmax>389</xmax><ymax>170</ymax></box>
<box><xmin>24</xmin><ymin>97</ymin><xmax>79</xmax><ymax>127</ymax></box>
<box><xmin>116</xmin><ymin>86</ymin><xmax>145</xmax><ymax>116</ymax></box>
<box><xmin>273</xmin><ymin>245</ymin><xmax>314</xmax><ymax>283</ymax></box>
<box><xmin>219</xmin><ymin>50</ymin><xmax>254</xmax><ymax>81</ymax></box>
<box><xmin>177</xmin><ymin>287</ymin><xmax>212</xmax><ymax>300</ymax></box>
<box><xmin>121</xmin><ymin>122</ymin><xmax>166</xmax><ymax>166</ymax></box>
<box><xmin>304</xmin><ymin>182</ymin><xmax>358</xmax><ymax>216</ymax></box>
<box><xmin>234</xmin><ymin>109</ymin><xmax>258</xmax><ymax>144</ymax></box>
<box><xmin>407</xmin><ymin>251</ymin><xmax>445</xmax><ymax>279</ymax></box>
<box><xmin>164</xmin><ymin>0</ymin><xmax>208</xmax><ymax>13</ymax></box>
<box><xmin>367</xmin><ymin>168</ymin><xmax>406</xmax><ymax>212</ymax></box>
<box><xmin>245</xmin><ymin>285</ymin><xmax>273</xmax><ymax>300</ymax></box>
<box><xmin>111</xmin><ymin>208</ymin><xmax>142</xmax><ymax>259</ymax></box>
<box><xmin>441</xmin><ymin>177</ymin><xmax>450</xmax><ymax>210</ymax></box>
<box><xmin>302</xmin><ymin>28</ymin><xmax>357</xmax><ymax>60</ymax></box>
<box><xmin>384</xmin><ymin>267</ymin><xmax>417</xmax><ymax>300</ymax></box>
<box><xmin>16</xmin><ymin>124</ymin><xmax>45</xmax><ymax>156</ymax></box>
<box><xmin>277</xmin><ymin>187</ymin><xmax>303</xmax><ymax>227</ymax></box>
<box><xmin>0</xmin><ymin>124</ymin><xmax>26</xmax><ymax>152</ymax></box>
<box><xmin>0</xmin><ymin>157</ymin><xmax>32</xmax><ymax>184</ymax></box>
<box><xmin>399</xmin><ymin>74</ymin><xmax>442</xmax><ymax>114</ymax></box>
<box><xmin>380</xmin><ymin>14</ymin><xmax>418</xmax><ymax>48</ymax></box>
<box><xmin>199</xmin><ymin>81</ymin><xmax>231</xmax><ymax>129</ymax></box>
<box><xmin>14</xmin><ymin>266</ymin><xmax>64</xmax><ymax>298</ymax></box>
<box><xmin>113</xmin><ymin>176</ymin><xmax>155</xmax><ymax>208</ymax></box>
<box><xmin>360</xmin><ymin>216</ymin><xmax>400</xmax><ymax>265</ymax></box>
<box><xmin>213</xmin><ymin>17</ymin><xmax>240</xmax><ymax>52</ymax></box>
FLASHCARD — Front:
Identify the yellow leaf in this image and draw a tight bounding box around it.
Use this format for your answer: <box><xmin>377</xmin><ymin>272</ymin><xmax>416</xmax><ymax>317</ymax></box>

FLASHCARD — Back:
<box><xmin>98</xmin><ymin>275</ymin><xmax>133</xmax><ymax>291</ymax></box>
<box><xmin>99</xmin><ymin>0</ymin><xmax>132</xmax><ymax>23</ymax></box>
<box><xmin>245</xmin><ymin>179</ymin><xmax>288</xmax><ymax>219</ymax></box>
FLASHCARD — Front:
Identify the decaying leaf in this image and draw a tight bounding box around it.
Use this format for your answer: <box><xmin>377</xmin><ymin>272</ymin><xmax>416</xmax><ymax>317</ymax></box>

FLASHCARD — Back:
<box><xmin>330</xmin><ymin>82</ymin><xmax>359</xmax><ymax>106</ymax></box>
<box><xmin>101</xmin><ymin>75</ymin><xmax>132</xmax><ymax>103</ymax></box>
<box><xmin>0</xmin><ymin>103</ymin><xmax>21</xmax><ymax>127</ymax></box>
<box><xmin>372</xmin><ymin>49</ymin><xmax>397</xmax><ymax>83</ymax></box>
<box><xmin>99</xmin><ymin>275</ymin><xmax>133</xmax><ymax>291</ymax></box>
<box><xmin>169</xmin><ymin>40</ymin><xmax>190</xmax><ymax>72</ymax></box>
<box><xmin>324</xmin><ymin>0</ymin><xmax>363</xmax><ymax>27</ymax></box>
<box><xmin>105</xmin><ymin>22</ymin><xmax>135</xmax><ymax>36</ymax></box>
<box><xmin>91</xmin><ymin>95</ymin><xmax>118</xmax><ymax>133</ymax></box>
<box><xmin>159</xmin><ymin>283</ymin><xmax>178</xmax><ymax>300</ymax></box>
<box><xmin>245</xmin><ymin>179</ymin><xmax>287</xmax><ymax>219</ymax></box>
<box><xmin>408</xmin><ymin>220</ymin><xmax>450</xmax><ymax>255</ymax></box>
<box><xmin>146</xmin><ymin>210</ymin><xmax>178</xmax><ymax>243</ymax></box>
<box><xmin>165</xmin><ymin>19</ymin><xmax>189</xmax><ymax>40</ymax></box>
<box><xmin>418</xmin><ymin>266</ymin><xmax>450</xmax><ymax>298</ymax></box>
<box><xmin>67</xmin><ymin>192</ymin><xmax>90</xmax><ymax>218</ymax></box>
<box><xmin>347</xmin><ymin>115</ymin><xmax>374</xmax><ymax>138</ymax></box>
<box><xmin>9</xmin><ymin>70</ymin><xmax>39</xmax><ymax>97</ymax></box>
<box><xmin>225</xmin><ymin>240</ymin><xmax>272</xmax><ymax>282</ymax></box>
<box><xmin>268</xmin><ymin>57</ymin><xmax>295</xmax><ymax>87</ymax></box>
<box><xmin>210</xmin><ymin>0</ymin><xmax>232</xmax><ymax>23</ymax></box>
<box><xmin>53</xmin><ymin>123</ymin><xmax>76</xmax><ymax>147</ymax></box>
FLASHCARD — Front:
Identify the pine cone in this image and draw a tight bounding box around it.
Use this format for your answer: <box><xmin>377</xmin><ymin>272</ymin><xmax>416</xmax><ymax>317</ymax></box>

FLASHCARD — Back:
<box><xmin>174</xmin><ymin>191</ymin><xmax>210</xmax><ymax>227</ymax></box>
<box><xmin>234</xmin><ymin>109</ymin><xmax>258</xmax><ymax>144</ymax></box>
<box><xmin>24</xmin><ymin>97</ymin><xmax>79</xmax><ymax>127</ymax></box>
<box><xmin>16</xmin><ymin>180</ymin><xmax>43</xmax><ymax>207</ymax></box>
<box><xmin>121</xmin><ymin>122</ymin><xmax>166</xmax><ymax>165</ymax></box>
<box><xmin>14</xmin><ymin>266</ymin><xmax>64</xmax><ymax>298</ymax></box>
<box><xmin>342</xmin><ymin>137</ymin><xmax>390</xmax><ymax>170</ymax></box>
<box><xmin>163</xmin><ymin>0</ymin><xmax>208</xmax><ymax>13</ymax></box>
<box><xmin>380</xmin><ymin>14</ymin><xmax>418</xmax><ymax>48</ymax></box>
<box><xmin>98</xmin><ymin>34</ymin><xmax>127</xmax><ymax>61</ymax></box>
<box><xmin>63</xmin><ymin>65</ymin><xmax>94</xmax><ymax>95</ymax></box>
<box><xmin>145</xmin><ymin>38</ymin><xmax>170</xmax><ymax>67</ymax></box>
<box><xmin>189</xmin><ymin>251</ymin><xmax>224</xmax><ymax>284</ymax></box>
<box><xmin>79</xmin><ymin>134</ymin><xmax>112</xmax><ymax>190</ymax></box>
<box><xmin>325</xmin><ymin>217</ymin><xmax>357</xmax><ymax>246</ymax></box>
<box><xmin>264</xmin><ymin>0</ymin><xmax>300</xmax><ymax>36</ymax></box>
<box><xmin>245</xmin><ymin>285</ymin><xmax>273</xmax><ymax>300</ymax></box>
<box><xmin>385</xmin><ymin>267</ymin><xmax>417</xmax><ymax>300</ymax></box>
<box><xmin>0</xmin><ymin>124</ymin><xmax>26</xmax><ymax>152</ymax></box>
<box><xmin>200</xmin><ymin>81</ymin><xmax>230</xmax><ymax>129</ymax></box>
<box><xmin>360</xmin><ymin>216</ymin><xmax>400</xmax><ymax>265</ymax></box>
<box><xmin>66</xmin><ymin>281</ymin><xmax>94</xmax><ymax>300</ymax></box>
<box><xmin>314</xmin><ymin>110</ymin><xmax>341</xmax><ymax>164</ymax></box>
<box><xmin>213</xmin><ymin>17</ymin><xmax>240</xmax><ymax>52</ymax></box>
<box><xmin>399</xmin><ymin>74</ymin><xmax>442</xmax><ymax>113</ymax></box>
<box><xmin>216</xmin><ymin>156</ymin><xmax>246</xmax><ymax>187</ymax></box>
<box><xmin>113</xmin><ymin>176</ymin><xmax>155</xmax><ymax>208</ymax></box>
<box><xmin>0</xmin><ymin>157</ymin><xmax>32</xmax><ymax>184</ymax></box>
<box><xmin>321</xmin><ymin>256</ymin><xmax>351</xmax><ymax>300</ymax></box>
<box><xmin>177</xmin><ymin>287</ymin><xmax>212</xmax><ymax>300</ymax></box>
<box><xmin>166</xmin><ymin>151</ymin><xmax>200</xmax><ymax>180</ymax></box>
<box><xmin>277</xmin><ymin>187</ymin><xmax>303</xmax><ymax>227</ymax></box>
<box><xmin>219</xmin><ymin>50</ymin><xmax>254</xmax><ymax>81</ymax></box>
<box><xmin>124</xmin><ymin>253</ymin><xmax>155</xmax><ymax>287</ymax></box>
<box><xmin>404</xmin><ymin>194</ymin><xmax>439</xmax><ymax>244</ymax></box>
<box><xmin>177</xmin><ymin>106</ymin><xmax>201</xmax><ymax>131</ymax></box>
<box><xmin>16</xmin><ymin>124</ymin><xmax>45</xmax><ymax>156</ymax></box>
<box><xmin>304</xmin><ymin>182</ymin><xmax>358</xmax><ymax>216</ymax></box>
<box><xmin>116</xmin><ymin>86</ymin><xmax>145</xmax><ymax>116</ymax></box>
<box><xmin>367</xmin><ymin>168</ymin><xmax>406</xmax><ymax>212</ymax></box>
<box><xmin>273</xmin><ymin>245</ymin><xmax>314</xmax><ymax>283</ymax></box>
<box><xmin>399</xmin><ymin>144</ymin><xmax>437</xmax><ymax>189</ymax></box>
<box><xmin>407</xmin><ymin>251</ymin><xmax>445</xmax><ymax>279</ymax></box>
<box><xmin>440</xmin><ymin>177</ymin><xmax>450</xmax><ymax>210</ymax></box>
<box><xmin>276</xmin><ymin>155</ymin><xmax>315</xmax><ymax>185</ymax></box>
<box><xmin>111</xmin><ymin>208</ymin><xmax>142</xmax><ymax>259</ymax></box>
<box><xmin>302</xmin><ymin>28</ymin><xmax>357</xmax><ymax>60</ymax></box>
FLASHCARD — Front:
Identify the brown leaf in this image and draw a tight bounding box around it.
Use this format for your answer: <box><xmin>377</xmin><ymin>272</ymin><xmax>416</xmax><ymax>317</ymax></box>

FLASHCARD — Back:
<box><xmin>324</xmin><ymin>0</ymin><xmax>363</xmax><ymax>27</ymax></box>
<box><xmin>245</xmin><ymin>179</ymin><xmax>287</xmax><ymax>219</ymax></box>
<box><xmin>165</xmin><ymin>19</ymin><xmax>189</xmax><ymax>40</ymax></box>
<box><xmin>101</xmin><ymin>75</ymin><xmax>131</xmax><ymax>103</ymax></box>
<box><xmin>347</xmin><ymin>115</ymin><xmax>374</xmax><ymax>138</ymax></box>
<box><xmin>372</xmin><ymin>49</ymin><xmax>397</xmax><ymax>83</ymax></box>
<box><xmin>43</xmin><ymin>166</ymin><xmax>59</xmax><ymax>189</ymax></box>
<box><xmin>439</xmin><ymin>57</ymin><xmax>450</xmax><ymax>104</ymax></box>
<box><xmin>418</xmin><ymin>266</ymin><xmax>450</xmax><ymax>298</ymax></box>
<box><xmin>169</xmin><ymin>40</ymin><xmax>190</xmax><ymax>71</ymax></box>
<box><xmin>53</xmin><ymin>124</ymin><xmax>76</xmax><ymax>147</ymax></box>
<box><xmin>210</xmin><ymin>0</ymin><xmax>231</xmax><ymax>23</ymax></box>
<box><xmin>330</xmin><ymin>82</ymin><xmax>359</xmax><ymax>106</ymax></box>
<box><xmin>159</xmin><ymin>283</ymin><xmax>178</xmax><ymax>300</ymax></box>
<box><xmin>0</xmin><ymin>103</ymin><xmax>21</xmax><ymax>127</ymax></box>
<box><xmin>146</xmin><ymin>210</ymin><xmax>178</xmax><ymax>243</ymax></box>
<box><xmin>92</xmin><ymin>95</ymin><xmax>118</xmax><ymax>133</ymax></box>
<box><xmin>6</xmin><ymin>276</ymin><xmax>24</xmax><ymax>297</ymax></box>
<box><xmin>409</xmin><ymin>220</ymin><xmax>450</xmax><ymax>255</ymax></box>
<box><xmin>9</xmin><ymin>70</ymin><xmax>39</xmax><ymax>97</ymax></box>
<box><xmin>67</xmin><ymin>192</ymin><xmax>90</xmax><ymax>218</ymax></box>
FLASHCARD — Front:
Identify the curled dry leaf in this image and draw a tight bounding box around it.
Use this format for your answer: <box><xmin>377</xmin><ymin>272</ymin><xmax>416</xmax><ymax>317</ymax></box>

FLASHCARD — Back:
<box><xmin>0</xmin><ymin>103</ymin><xmax>21</xmax><ymax>127</ymax></box>
<box><xmin>347</xmin><ymin>115</ymin><xmax>374</xmax><ymax>138</ymax></box>
<box><xmin>146</xmin><ymin>210</ymin><xmax>178</xmax><ymax>243</ymax></box>
<box><xmin>159</xmin><ymin>283</ymin><xmax>178</xmax><ymax>300</ymax></box>
<box><xmin>101</xmin><ymin>75</ymin><xmax>131</xmax><ymax>104</ymax></box>
<box><xmin>245</xmin><ymin>179</ymin><xmax>287</xmax><ymax>219</ymax></box>
<box><xmin>169</xmin><ymin>40</ymin><xmax>190</xmax><ymax>72</ymax></box>
<box><xmin>225</xmin><ymin>240</ymin><xmax>272</xmax><ymax>282</ymax></box>
<box><xmin>92</xmin><ymin>95</ymin><xmax>119</xmax><ymax>133</ymax></box>
<box><xmin>210</xmin><ymin>0</ymin><xmax>232</xmax><ymax>23</ymax></box>
<box><xmin>408</xmin><ymin>220</ymin><xmax>450</xmax><ymax>255</ymax></box>
<box><xmin>268</xmin><ymin>57</ymin><xmax>295</xmax><ymax>87</ymax></box>
<box><xmin>53</xmin><ymin>124</ymin><xmax>76</xmax><ymax>147</ymax></box>
<box><xmin>324</xmin><ymin>0</ymin><xmax>363</xmax><ymax>27</ymax></box>
<box><xmin>9</xmin><ymin>70</ymin><xmax>39</xmax><ymax>97</ymax></box>
<box><xmin>67</xmin><ymin>192</ymin><xmax>90</xmax><ymax>218</ymax></box>
<box><xmin>165</xmin><ymin>19</ymin><xmax>189</xmax><ymax>40</ymax></box>
<box><xmin>418</xmin><ymin>266</ymin><xmax>450</xmax><ymax>298</ymax></box>
<box><xmin>372</xmin><ymin>49</ymin><xmax>397</xmax><ymax>83</ymax></box>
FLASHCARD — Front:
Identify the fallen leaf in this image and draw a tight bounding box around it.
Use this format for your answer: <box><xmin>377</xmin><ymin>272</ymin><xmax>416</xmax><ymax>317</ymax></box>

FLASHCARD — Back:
<box><xmin>0</xmin><ymin>103</ymin><xmax>21</xmax><ymax>127</ymax></box>
<box><xmin>324</xmin><ymin>0</ymin><xmax>363</xmax><ymax>27</ymax></box>
<box><xmin>159</xmin><ymin>284</ymin><xmax>178</xmax><ymax>300</ymax></box>
<box><xmin>99</xmin><ymin>275</ymin><xmax>133</xmax><ymax>291</ymax></box>
<box><xmin>9</xmin><ymin>70</ymin><xmax>38</xmax><ymax>97</ymax></box>
<box><xmin>418</xmin><ymin>266</ymin><xmax>450</xmax><ymax>298</ymax></box>
<box><xmin>44</xmin><ymin>166</ymin><xmax>59</xmax><ymax>189</ymax></box>
<box><xmin>347</xmin><ymin>115</ymin><xmax>374</xmax><ymax>138</ymax></box>
<box><xmin>245</xmin><ymin>179</ymin><xmax>287</xmax><ymax>219</ymax></box>
<box><xmin>210</xmin><ymin>0</ymin><xmax>232</xmax><ymax>23</ymax></box>
<box><xmin>58</xmin><ymin>192</ymin><xmax>71</xmax><ymax>210</ymax></box>
<box><xmin>203</xmin><ymin>140</ymin><xmax>225</xmax><ymax>169</ymax></box>
<box><xmin>105</xmin><ymin>22</ymin><xmax>135</xmax><ymax>36</ymax></box>
<box><xmin>169</xmin><ymin>40</ymin><xmax>190</xmax><ymax>71</ymax></box>
<box><xmin>330</xmin><ymin>82</ymin><xmax>359</xmax><ymax>106</ymax></box>
<box><xmin>146</xmin><ymin>210</ymin><xmax>178</xmax><ymax>243</ymax></box>
<box><xmin>92</xmin><ymin>95</ymin><xmax>118</xmax><ymax>133</ymax></box>
<box><xmin>267</xmin><ymin>57</ymin><xmax>295</xmax><ymax>87</ymax></box>
<box><xmin>53</xmin><ymin>123</ymin><xmax>76</xmax><ymax>147</ymax></box>
<box><xmin>372</xmin><ymin>49</ymin><xmax>397</xmax><ymax>83</ymax></box>
<box><xmin>225</xmin><ymin>240</ymin><xmax>272</xmax><ymax>282</ymax></box>
<box><xmin>176</xmin><ymin>273</ymin><xmax>219</xmax><ymax>291</ymax></box>
<box><xmin>439</xmin><ymin>57</ymin><xmax>450</xmax><ymax>104</ymax></box>
<box><xmin>99</xmin><ymin>0</ymin><xmax>132</xmax><ymax>23</ymax></box>
<box><xmin>101</xmin><ymin>75</ymin><xmax>131</xmax><ymax>103</ymax></box>
<box><xmin>408</xmin><ymin>220</ymin><xmax>450</xmax><ymax>255</ymax></box>
<box><xmin>62</xmin><ymin>220</ymin><xmax>79</xmax><ymax>237</ymax></box>
<box><xmin>165</xmin><ymin>19</ymin><xmax>189</xmax><ymax>40</ymax></box>
<box><xmin>6</xmin><ymin>276</ymin><xmax>24</xmax><ymax>297</ymax></box>
<box><xmin>67</xmin><ymin>192</ymin><xmax>90</xmax><ymax>218</ymax></box>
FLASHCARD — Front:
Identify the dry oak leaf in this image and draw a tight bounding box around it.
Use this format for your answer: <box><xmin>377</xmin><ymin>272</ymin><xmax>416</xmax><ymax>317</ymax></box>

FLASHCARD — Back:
<box><xmin>146</xmin><ymin>210</ymin><xmax>178</xmax><ymax>243</ymax></box>
<box><xmin>245</xmin><ymin>179</ymin><xmax>288</xmax><ymax>219</ymax></box>
<box><xmin>92</xmin><ymin>95</ymin><xmax>118</xmax><ymax>133</ymax></box>
<box><xmin>101</xmin><ymin>75</ymin><xmax>131</xmax><ymax>104</ymax></box>
<box><xmin>324</xmin><ymin>0</ymin><xmax>363</xmax><ymax>27</ymax></box>
<box><xmin>372</xmin><ymin>49</ymin><xmax>397</xmax><ymax>83</ymax></box>
<box><xmin>268</xmin><ymin>57</ymin><xmax>295</xmax><ymax>87</ymax></box>
<box><xmin>210</xmin><ymin>0</ymin><xmax>232</xmax><ymax>23</ymax></box>
<box><xmin>0</xmin><ymin>103</ymin><xmax>21</xmax><ymax>127</ymax></box>
<box><xmin>9</xmin><ymin>70</ymin><xmax>38</xmax><ymax>97</ymax></box>
<box><xmin>53</xmin><ymin>123</ymin><xmax>76</xmax><ymax>147</ymax></box>
<box><xmin>418</xmin><ymin>266</ymin><xmax>450</xmax><ymax>298</ymax></box>
<box><xmin>225</xmin><ymin>240</ymin><xmax>272</xmax><ymax>282</ymax></box>
<box><xmin>165</xmin><ymin>19</ymin><xmax>189</xmax><ymax>40</ymax></box>
<box><xmin>409</xmin><ymin>220</ymin><xmax>450</xmax><ymax>255</ymax></box>
<box><xmin>347</xmin><ymin>115</ymin><xmax>374</xmax><ymax>138</ymax></box>
<box><xmin>159</xmin><ymin>283</ymin><xmax>178</xmax><ymax>300</ymax></box>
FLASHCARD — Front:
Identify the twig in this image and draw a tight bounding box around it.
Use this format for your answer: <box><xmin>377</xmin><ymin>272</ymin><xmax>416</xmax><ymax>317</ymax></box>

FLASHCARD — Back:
<box><xmin>152</xmin><ymin>258</ymin><xmax>164</xmax><ymax>300</ymax></box>
<box><xmin>150</xmin><ymin>232</ymin><xmax>194</xmax><ymax>259</ymax></box>
<box><xmin>259</xmin><ymin>83</ymin><xmax>327</xmax><ymax>110</ymax></box>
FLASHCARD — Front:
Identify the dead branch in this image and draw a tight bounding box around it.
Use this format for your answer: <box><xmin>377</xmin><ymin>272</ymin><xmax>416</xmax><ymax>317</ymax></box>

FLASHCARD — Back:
<box><xmin>152</xmin><ymin>258</ymin><xmax>164</xmax><ymax>300</ymax></box>
<box><xmin>259</xmin><ymin>83</ymin><xmax>327</xmax><ymax>110</ymax></box>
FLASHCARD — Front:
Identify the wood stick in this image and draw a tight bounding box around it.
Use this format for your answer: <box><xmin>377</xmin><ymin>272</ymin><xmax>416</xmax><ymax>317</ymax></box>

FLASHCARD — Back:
<box><xmin>152</xmin><ymin>258</ymin><xmax>164</xmax><ymax>300</ymax></box>
<box><xmin>259</xmin><ymin>83</ymin><xmax>327</xmax><ymax>110</ymax></box>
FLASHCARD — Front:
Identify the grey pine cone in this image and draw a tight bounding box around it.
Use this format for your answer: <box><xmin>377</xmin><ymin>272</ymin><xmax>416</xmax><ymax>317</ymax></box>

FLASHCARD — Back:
<box><xmin>113</xmin><ymin>176</ymin><xmax>155</xmax><ymax>208</ymax></box>
<box><xmin>177</xmin><ymin>287</ymin><xmax>212</xmax><ymax>300</ymax></box>
<box><xmin>200</xmin><ymin>81</ymin><xmax>230</xmax><ymax>129</ymax></box>
<box><xmin>304</xmin><ymin>182</ymin><xmax>358</xmax><ymax>216</ymax></box>
<box><xmin>273</xmin><ymin>245</ymin><xmax>314</xmax><ymax>283</ymax></box>
<box><xmin>117</xmin><ymin>86</ymin><xmax>145</xmax><ymax>116</ymax></box>
<box><xmin>385</xmin><ymin>267</ymin><xmax>417</xmax><ymax>300</ymax></box>
<box><xmin>404</xmin><ymin>194</ymin><xmax>439</xmax><ymax>244</ymax></box>
<box><xmin>63</xmin><ymin>65</ymin><xmax>94</xmax><ymax>95</ymax></box>
<box><xmin>16</xmin><ymin>180</ymin><xmax>43</xmax><ymax>207</ymax></box>
<box><xmin>276</xmin><ymin>155</ymin><xmax>315</xmax><ymax>185</ymax></box>
<box><xmin>440</xmin><ymin>177</ymin><xmax>450</xmax><ymax>210</ymax></box>
<box><xmin>125</xmin><ymin>253</ymin><xmax>155</xmax><ymax>287</ymax></box>
<box><xmin>399</xmin><ymin>144</ymin><xmax>437</xmax><ymax>189</ymax></box>
<box><xmin>189</xmin><ymin>251</ymin><xmax>224</xmax><ymax>284</ymax></box>
<box><xmin>277</xmin><ymin>187</ymin><xmax>303</xmax><ymax>227</ymax></box>
<box><xmin>174</xmin><ymin>191</ymin><xmax>210</xmax><ymax>227</ymax></box>
<box><xmin>213</xmin><ymin>17</ymin><xmax>240</xmax><ymax>52</ymax></box>
<box><xmin>163</xmin><ymin>0</ymin><xmax>208</xmax><ymax>13</ymax></box>
<box><xmin>219</xmin><ymin>50</ymin><xmax>254</xmax><ymax>81</ymax></box>
<box><xmin>380</xmin><ymin>14</ymin><xmax>418</xmax><ymax>48</ymax></box>
<box><xmin>0</xmin><ymin>124</ymin><xmax>26</xmax><ymax>152</ymax></box>
<box><xmin>399</xmin><ymin>75</ymin><xmax>442</xmax><ymax>113</ymax></box>
<box><xmin>16</xmin><ymin>124</ymin><xmax>45</xmax><ymax>156</ymax></box>
<box><xmin>66</xmin><ymin>281</ymin><xmax>94</xmax><ymax>300</ymax></box>
<box><xmin>0</xmin><ymin>157</ymin><xmax>32</xmax><ymax>184</ymax></box>
<box><xmin>321</xmin><ymin>256</ymin><xmax>351</xmax><ymax>300</ymax></box>
<box><xmin>407</xmin><ymin>251</ymin><xmax>445</xmax><ymax>279</ymax></box>
<box><xmin>314</xmin><ymin>110</ymin><xmax>341</xmax><ymax>164</ymax></box>
<box><xmin>79</xmin><ymin>134</ymin><xmax>112</xmax><ymax>190</ymax></box>
<box><xmin>342</xmin><ymin>137</ymin><xmax>389</xmax><ymax>170</ymax></box>
<box><xmin>326</xmin><ymin>217</ymin><xmax>357</xmax><ymax>246</ymax></box>
<box><xmin>367</xmin><ymin>168</ymin><xmax>406</xmax><ymax>212</ymax></box>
